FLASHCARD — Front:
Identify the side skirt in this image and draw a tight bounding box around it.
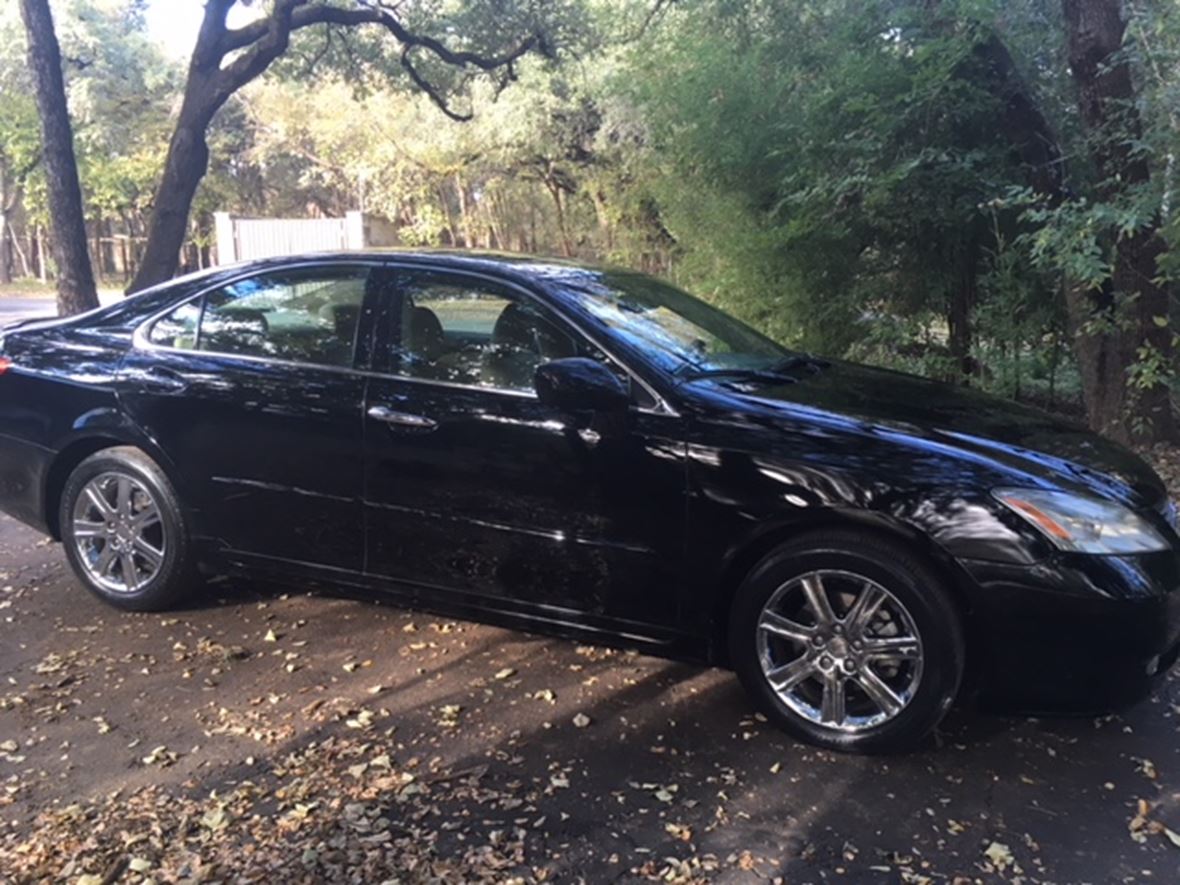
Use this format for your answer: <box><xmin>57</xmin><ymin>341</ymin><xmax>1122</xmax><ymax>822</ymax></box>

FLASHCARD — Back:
<box><xmin>207</xmin><ymin>548</ymin><xmax>714</xmax><ymax>667</ymax></box>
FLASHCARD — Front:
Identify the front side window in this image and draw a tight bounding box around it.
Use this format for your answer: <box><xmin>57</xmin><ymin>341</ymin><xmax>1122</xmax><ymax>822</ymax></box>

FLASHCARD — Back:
<box><xmin>148</xmin><ymin>266</ymin><xmax>370</xmax><ymax>368</ymax></box>
<box><xmin>392</xmin><ymin>275</ymin><xmax>584</xmax><ymax>393</ymax></box>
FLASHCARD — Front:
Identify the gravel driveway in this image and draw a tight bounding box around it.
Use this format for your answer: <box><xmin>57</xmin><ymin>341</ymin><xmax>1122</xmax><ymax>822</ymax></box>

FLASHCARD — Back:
<box><xmin>2</xmin><ymin>512</ymin><xmax>1179</xmax><ymax>883</ymax></box>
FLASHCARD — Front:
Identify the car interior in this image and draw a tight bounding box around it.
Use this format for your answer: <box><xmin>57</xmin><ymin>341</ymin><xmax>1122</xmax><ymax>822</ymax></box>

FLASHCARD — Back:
<box><xmin>191</xmin><ymin>275</ymin><xmax>367</xmax><ymax>367</ymax></box>
<box><xmin>397</xmin><ymin>290</ymin><xmax>580</xmax><ymax>391</ymax></box>
<box><xmin>145</xmin><ymin>271</ymin><xmax>649</xmax><ymax>401</ymax></box>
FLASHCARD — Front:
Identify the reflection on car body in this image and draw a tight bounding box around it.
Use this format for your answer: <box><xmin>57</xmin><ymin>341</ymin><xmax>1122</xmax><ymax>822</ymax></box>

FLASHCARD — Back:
<box><xmin>1</xmin><ymin>250</ymin><xmax>1178</xmax><ymax>752</ymax></box>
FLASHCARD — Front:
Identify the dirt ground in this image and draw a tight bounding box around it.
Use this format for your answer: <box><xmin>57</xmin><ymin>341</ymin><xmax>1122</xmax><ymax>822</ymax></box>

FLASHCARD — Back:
<box><xmin>2</xmin><ymin>511</ymin><xmax>1180</xmax><ymax>884</ymax></box>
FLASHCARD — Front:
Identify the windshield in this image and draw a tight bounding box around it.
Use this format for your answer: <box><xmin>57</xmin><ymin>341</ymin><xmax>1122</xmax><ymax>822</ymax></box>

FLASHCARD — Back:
<box><xmin>559</xmin><ymin>271</ymin><xmax>792</xmax><ymax>376</ymax></box>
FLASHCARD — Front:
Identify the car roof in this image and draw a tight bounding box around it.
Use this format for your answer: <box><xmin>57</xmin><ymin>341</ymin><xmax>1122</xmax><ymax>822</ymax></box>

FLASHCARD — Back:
<box><xmin>55</xmin><ymin>251</ymin><xmax>641</xmax><ymax>336</ymax></box>
<box><xmin>210</xmin><ymin>249</ymin><xmax>601</xmax><ymax>284</ymax></box>
<box><xmin>157</xmin><ymin>250</ymin><xmax>653</xmax><ymax>321</ymax></box>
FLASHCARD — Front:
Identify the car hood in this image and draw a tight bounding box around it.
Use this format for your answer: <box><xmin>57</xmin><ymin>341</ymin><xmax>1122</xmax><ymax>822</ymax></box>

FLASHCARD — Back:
<box><xmin>699</xmin><ymin>360</ymin><xmax>1168</xmax><ymax>511</ymax></box>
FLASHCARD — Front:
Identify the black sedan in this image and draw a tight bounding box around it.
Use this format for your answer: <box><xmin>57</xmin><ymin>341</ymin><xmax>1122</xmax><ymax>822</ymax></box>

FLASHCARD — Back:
<box><xmin>2</xmin><ymin>252</ymin><xmax>1178</xmax><ymax>752</ymax></box>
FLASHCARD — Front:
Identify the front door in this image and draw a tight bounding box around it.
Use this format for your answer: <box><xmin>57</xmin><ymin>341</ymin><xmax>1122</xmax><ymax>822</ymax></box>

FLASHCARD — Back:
<box><xmin>362</xmin><ymin>268</ymin><xmax>686</xmax><ymax>629</ymax></box>
<box><xmin>119</xmin><ymin>263</ymin><xmax>378</xmax><ymax>569</ymax></box>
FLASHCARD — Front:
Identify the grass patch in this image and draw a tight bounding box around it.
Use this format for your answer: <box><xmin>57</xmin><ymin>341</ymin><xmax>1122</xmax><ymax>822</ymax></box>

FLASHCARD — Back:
<box><xmin>0</xmin><ymin>277</ymin><xmax>126</xmax><ymax>300</ymax></box>
<box><xmin>0</xmin><ymin>278</ymin><xmax>57</xmax><ymax>298</ymax></box>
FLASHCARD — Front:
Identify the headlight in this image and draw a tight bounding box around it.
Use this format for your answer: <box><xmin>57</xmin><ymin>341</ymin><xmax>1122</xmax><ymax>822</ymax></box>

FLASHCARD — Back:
<box><xmin>994</xmin><ymin>488</ymin><xmax>1170</xmax><ymax>554</ymax></box>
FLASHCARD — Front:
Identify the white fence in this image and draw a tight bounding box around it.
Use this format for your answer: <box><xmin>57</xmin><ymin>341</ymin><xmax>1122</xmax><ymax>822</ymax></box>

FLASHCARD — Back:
<box><xmin>214</xmin><ymin>211</ymin><xmax>398</xmax><ymax>265</ymax></box>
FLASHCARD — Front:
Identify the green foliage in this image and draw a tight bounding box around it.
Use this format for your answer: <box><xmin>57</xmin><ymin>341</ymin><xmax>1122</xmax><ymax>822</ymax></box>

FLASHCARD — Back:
<box><xmin>626</xmin><ymin>0</ymin><xmax>1068</xmax><ymax>380</ymax></box>
<box><xmin>1</xmin><ymin>0</ymin><xmax>177</xmax><ymax>236</ymax></box>
<box><xmin>8</xmin><ymin>0</ymin><xmax>1180</xmax><ymax>432</ymax></box>
<box><xmin>0</xmin><ymin>9</ymin><xmax>42</xmax><ymax>214</ymax></box>
<box><xmin>272</xmin><ymin>0</ymin><xmax>596</xmax><ymax>119</ymax></box>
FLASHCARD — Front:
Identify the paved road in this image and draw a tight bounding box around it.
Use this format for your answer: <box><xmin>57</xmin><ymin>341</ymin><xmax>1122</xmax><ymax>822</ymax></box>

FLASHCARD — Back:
<box><xmin>0</xmin><ymin>292</ymin><xmax>124</xmax><ymax>327</ymax></box>
<box><xmin>0</xmin><ymin>296</ymin><xmax>58</xmax><ymax>326</ymax></box>
<box><xmin>1</xmin><ymin>512</ymin><xmax>1179</xmax><ymax>881</ymax></box>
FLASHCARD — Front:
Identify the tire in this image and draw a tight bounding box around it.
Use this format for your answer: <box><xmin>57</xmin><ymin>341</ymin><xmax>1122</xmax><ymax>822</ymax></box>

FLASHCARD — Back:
<box><xmin>59</xmin><ymin>446</ymin><xmax>196</xmax><ymax>611</ymax></box>
<box><xmin>729</xmin><ymin>529</ymin><xmax>964</xmax><ymax>754</ymax></box>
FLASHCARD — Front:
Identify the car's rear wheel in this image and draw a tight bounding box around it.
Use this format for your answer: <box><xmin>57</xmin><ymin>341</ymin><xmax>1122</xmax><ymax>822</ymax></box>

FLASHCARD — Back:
<box><xmin>729</xmin><ymin>529</ymin><xmax>964</xmax><ymax>753</ymax></box>
<box><xmin>60</xmin><ymin>446</ymin><xmax>195</xmax><ymax>611</ymax></box>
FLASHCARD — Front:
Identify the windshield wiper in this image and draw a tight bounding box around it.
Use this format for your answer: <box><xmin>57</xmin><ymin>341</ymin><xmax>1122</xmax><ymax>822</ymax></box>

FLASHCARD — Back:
<box><xmin>767</xmin><ymin>354</ymin><xmax>830</xmax><ymax>374</ymax></box>
<box><xmin>676</xmin><ymin>367</ymin><xmax>800</xmax><ymax>385</ymax></box>
<box><xmin>676</xmin><ymin>354</ymin><xmax>830</xmax><ymax>386</ymax></box>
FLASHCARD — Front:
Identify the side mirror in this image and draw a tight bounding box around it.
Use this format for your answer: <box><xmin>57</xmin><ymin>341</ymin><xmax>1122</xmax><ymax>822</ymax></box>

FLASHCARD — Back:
<box><xmin>534</xmin><ymin>357</ymin><xmax>630</xmax><ymax>413</ymax></box>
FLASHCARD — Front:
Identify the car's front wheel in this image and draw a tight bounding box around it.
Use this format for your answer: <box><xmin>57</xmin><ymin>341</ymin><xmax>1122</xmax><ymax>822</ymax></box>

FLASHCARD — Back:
<box><xmin>729</xmin><ymin>530</ymin><xmax>965</xmax><ymax>753</ymax></box>
<box><xmin>60</xmin><ymin>446</ymin><xmax>196</xmax><ymax>611</ymax></box>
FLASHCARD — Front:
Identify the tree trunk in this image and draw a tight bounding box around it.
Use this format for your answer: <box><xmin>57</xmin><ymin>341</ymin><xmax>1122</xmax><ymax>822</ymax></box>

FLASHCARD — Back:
<box><xmin>11</xmin><ymin>226</ymin><xmax>31</xmax><ymax>278</ymax></box>
<box><xmin>36</xmin><ymin>224</ymin><xmax>47</xmax><ymax>282</ymax></box>
<box><xmin>945</xmin><ymin>235</ymin><xmax>981</xmax><ymax>381</ymax></box>
<box><xmin>18</xmin><ymin>0</ymin><xmax>98</xmax><ymax>315</ymax></box>
<box><xmin>0</xmin><ymin>212</ymin><xmax>11</xmax><ymax>285</ymax></box>
<box><xmin>590</xmin><ymin>187</ymin><xmax>614</xmax><ymax>251</ymax></box>
<box><xmin>91</xmin><ymin>219</ymin><xmax>101</xmax><ymax>279</ymax></box>
<box><xmin>487</xmin><ymin>190</ymin><xmax>506</xmax><ymax>250</ymax></box>
<box><xmin>529</xmin><ymin>197</ymin><xmax>538</xmax><ymax>253</ymax></box>
<box><xmin>454</xmin><ymin>172</ymin><xmax>474</xmax><ymax>248</ymax></box>
<box><xmin>545</xmin><ymin>176</ymin><xmax>573</xmax><ymax>258</ymax></box>
<box><xmin>128</xmin><ymin>87</ymin><xmax>218</xmax><ymax>293</ymax></box>
<box><xmin>1062</xmin><ymin>0</ymin><xmax>1176</xmax><ymax>442</ymax></box>
<box><xmin>947</xmin><ymin>278</ymin><xmax>975</xmax><ymax>380</ymax></box>
<box><xmin>0</xmin><ymin>168</ymin><xmax>11</xmax><ymax>285</ymax></box>
<box><xmin>436</xmin><ymin>185</ymin><xmax>459</xmax><ymax>246</ymax></box>
<box><xmin>101</xmin><ymin>217</ymin><xmax>115</xmax><ymax>276</ymax></box>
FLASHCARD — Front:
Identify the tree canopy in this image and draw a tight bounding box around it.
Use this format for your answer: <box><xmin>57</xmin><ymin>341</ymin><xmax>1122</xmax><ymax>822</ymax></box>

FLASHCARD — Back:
<box><xmin>6</xmin><ymin>0</ymin><xmax>1180</xmax><ymax>442</ymax></box>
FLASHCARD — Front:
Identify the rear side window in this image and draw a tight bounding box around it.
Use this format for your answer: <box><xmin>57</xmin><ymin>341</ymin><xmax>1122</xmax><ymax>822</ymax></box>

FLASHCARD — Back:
<box><xmin>147</xmin><ymin>266</ymin><xmax>370</xmax><ymax>368</ymax></box>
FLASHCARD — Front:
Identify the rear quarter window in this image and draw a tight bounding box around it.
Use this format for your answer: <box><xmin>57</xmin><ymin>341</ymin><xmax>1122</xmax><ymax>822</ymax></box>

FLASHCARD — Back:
<box><xmin>147</xmin><ymin>301</ymin><xmax>201</xmax><ymax>349</ymax></box>
<box><xmin>145</xmin><ymin>266</ymin><xmax>370</xmax><ymax>369</ymax></box>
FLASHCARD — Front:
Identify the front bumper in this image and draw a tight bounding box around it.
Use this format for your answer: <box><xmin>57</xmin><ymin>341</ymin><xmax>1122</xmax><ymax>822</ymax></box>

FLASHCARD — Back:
<box><xmin>958</xmin><ymin>550</ymin><xmax>1180</xmax><ymax>713</ymax></box>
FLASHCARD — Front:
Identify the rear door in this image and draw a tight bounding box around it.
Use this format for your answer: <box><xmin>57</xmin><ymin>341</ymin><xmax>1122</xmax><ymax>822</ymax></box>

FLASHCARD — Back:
<box><xmin>118</xmin><ymin>262</ymin><xmax>382</xmax><ymax>570</ymax></box>
<box><xmin>362</xmin><ymin>267</ymin><xmax>687</xmax><ymax>630</ymax></box>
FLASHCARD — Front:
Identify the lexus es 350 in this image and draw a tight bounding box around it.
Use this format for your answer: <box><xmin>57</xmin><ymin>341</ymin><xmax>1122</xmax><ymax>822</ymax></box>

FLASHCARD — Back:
<box><xmin>1</xmin><ymin>252</ymin><xmax>1178</xmax><ymax>752</ymax></box>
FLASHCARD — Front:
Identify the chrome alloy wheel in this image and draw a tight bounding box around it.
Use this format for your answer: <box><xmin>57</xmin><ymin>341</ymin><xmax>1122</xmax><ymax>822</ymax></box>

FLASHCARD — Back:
<box><xmin>755</xmin><ymin>569</ymin><xmax>924</xmax><ymax>733</ymax></box>
<box><xmin>71</xmin><ymin>471</ymin><xmax>166</xmax><ymax>594</ymax></box>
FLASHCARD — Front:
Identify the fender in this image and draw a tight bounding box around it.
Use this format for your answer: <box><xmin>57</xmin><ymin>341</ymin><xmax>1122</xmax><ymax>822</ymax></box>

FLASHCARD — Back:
<box><xmin>713</xmin><ymin>504</ymin><xmax>976</xmax><ymax>592</ymax></box>
<box><xmin>43</xmin><ymin>408</ymin><xmax>199</xmax><ymax>540</ymax></box>
<box><xmin>700</xmin><ymin>503</ymin><xmax>985</xmax><ymax>665</ymax></box>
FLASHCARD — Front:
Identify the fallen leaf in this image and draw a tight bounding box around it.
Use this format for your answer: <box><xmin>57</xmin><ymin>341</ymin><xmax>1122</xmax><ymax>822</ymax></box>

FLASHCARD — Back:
<box><xmin>201</xmin><ymin>806</ymin><xmax>230</xmax><ymax>831</ymax></box>
<box><xmin>1135</xmin><ymin>757</ymin><xmax>1158</xmax><ymax>780</ymax></box>
<box><xmin>345</xmin><ymin>709</ymin><xmax>374</xmax><ymax>729</ymax></box>
<box><xmin>142</xmin><ymin>745</ymin><xmax>178</xmax><ymax>767</ymax></box>
<box><xmin>984</xmin><ymin>841</ymin><xmax>1013</xmax><ymax>872</ymax></box>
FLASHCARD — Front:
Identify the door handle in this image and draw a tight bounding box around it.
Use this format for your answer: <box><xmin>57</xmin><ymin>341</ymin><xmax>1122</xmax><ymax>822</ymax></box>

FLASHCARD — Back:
<box><xmin>367</xmin><ymin>405</ymin><xmax>438</xmax><ymax>431</ymax></box>
<box><xmin>138</xmin><ymin>366</ymin><xmax>190</xmax><ymax>393</ymax></box>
